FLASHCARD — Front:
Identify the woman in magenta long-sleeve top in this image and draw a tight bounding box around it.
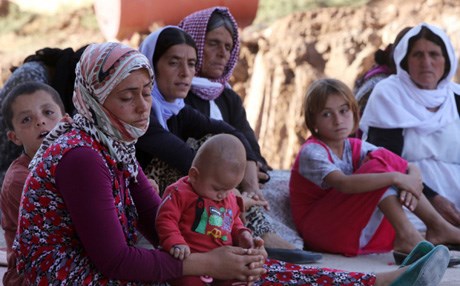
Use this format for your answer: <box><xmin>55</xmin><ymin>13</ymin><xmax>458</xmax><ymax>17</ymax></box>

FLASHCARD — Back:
<box><xmin>13</xmin><ymin>42</ymin><xmax>266</xmax><ymax>285</ymax></box>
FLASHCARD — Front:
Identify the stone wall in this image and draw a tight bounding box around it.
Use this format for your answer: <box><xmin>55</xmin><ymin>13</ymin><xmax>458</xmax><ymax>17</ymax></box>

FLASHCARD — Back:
<box><xmin>234</xmin><ymin>0</ymin><xmax>460</xmax><ymax>169</ymax></box>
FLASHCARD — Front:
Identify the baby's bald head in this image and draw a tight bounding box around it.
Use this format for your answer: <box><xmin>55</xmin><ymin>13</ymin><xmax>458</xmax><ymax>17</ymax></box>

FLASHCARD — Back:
<box><xmin>192</xmin><ymin>134</ymin><xmax>246</xmax><ymax>179</ymax></box>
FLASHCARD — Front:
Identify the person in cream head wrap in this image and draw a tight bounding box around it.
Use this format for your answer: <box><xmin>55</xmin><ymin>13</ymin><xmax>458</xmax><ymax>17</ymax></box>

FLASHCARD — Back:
<box><xmin>360</xmin><ymin>23</ymin><xmax>460</xmax><ymax>229</ymax></box>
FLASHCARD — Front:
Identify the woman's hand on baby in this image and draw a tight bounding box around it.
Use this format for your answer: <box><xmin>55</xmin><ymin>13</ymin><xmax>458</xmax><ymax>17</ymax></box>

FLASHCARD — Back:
<box><xmin>239</xmin><ymin>233</ymin><xmax>268</xmax><ymax>285</ymax></box>
<box><xmin>170</xmin><ymin>244</ymin><xmax>190</xmax><ymax>260</ymax></box>
<box><xmin>197</xmin><ymin>246</ymin><xmax>266</xmax><ymax>282</ymax></box>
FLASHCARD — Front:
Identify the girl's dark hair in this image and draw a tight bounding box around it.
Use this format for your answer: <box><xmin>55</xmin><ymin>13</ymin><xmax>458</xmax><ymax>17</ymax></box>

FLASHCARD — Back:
<box><xmin>2</xmin><ymin>82</ymin><xmax>65</xmax><ymax>130</ymax></box>
<box><xmin>152</xmin><ymin>28</ymin><xmax>197</xmax><ymax>69</ymax></box>
<box><xmin>400</xmin><ymin>26</ymin><xmax>450</xmax><ymax>80</ymax></box>
<box><xmin>207</xmin><ymin>11</ymin><xmax>235</xmax><ymax>37</ymax></box>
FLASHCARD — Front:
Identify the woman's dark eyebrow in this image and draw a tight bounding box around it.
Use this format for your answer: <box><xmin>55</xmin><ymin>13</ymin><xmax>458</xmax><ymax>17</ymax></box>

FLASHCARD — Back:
<box><xmin>144</xmin><ymin>80</ymin><xmax>153</xmax><ymax>88</ymax></box>
<box><xmin>119</xmin><ymin>79</ymin><xmax>152</xmax><ymax>93</ymax></box>
<box><xmin>207</xmin><ymin>38</ymin><xmax>232</xmax><ymax>46</ymax></box>
<box><xmin>40</xmin><ymin>103</ymin><xmax>58</xmax><ymax>109</ymax></box>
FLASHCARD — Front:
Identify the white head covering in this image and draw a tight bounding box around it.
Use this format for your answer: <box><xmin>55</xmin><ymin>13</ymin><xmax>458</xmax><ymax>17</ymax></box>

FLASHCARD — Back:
<box><xmin>139</xmin><ymin>26</ymin><xmax>186</xmax><ymax>130</ymax></box>
<box><xmin>360</xmin><ymin>23</ymin><xmax>460</xmax><ymax>135</ymax></box>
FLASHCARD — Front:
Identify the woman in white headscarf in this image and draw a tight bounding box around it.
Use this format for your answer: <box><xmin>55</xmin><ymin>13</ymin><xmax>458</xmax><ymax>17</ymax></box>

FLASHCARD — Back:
<box><xmin>360</xmin><ymin>23</ymin><xmax>460</xmax><ymax>229</ymax></box>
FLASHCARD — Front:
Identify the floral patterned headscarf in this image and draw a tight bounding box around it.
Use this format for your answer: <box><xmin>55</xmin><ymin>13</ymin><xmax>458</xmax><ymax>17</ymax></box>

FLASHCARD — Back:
<box><xmin>31</xmin><ymin>42</ymin><xmax>153</xmax><ymax>180</ymax></box>
<box><xmin>179</xmin><ymin>6</ymin><xmax>240</xmax><ymax>100</ymax></box>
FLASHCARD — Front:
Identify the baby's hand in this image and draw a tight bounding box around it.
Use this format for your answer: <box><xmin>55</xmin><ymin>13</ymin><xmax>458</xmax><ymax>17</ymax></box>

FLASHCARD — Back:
<box><xmin>238</xmin><ymin>230</ymin><xmax>255</xmax><ymax>249</ymax></box>
<box><xmin>170</xmin><ymin>244</ymin><xmax>190</xmax><ymax>260</ymax></box>
<box><xmin>253</xmin><ymin>236</ymin><xmax>267</xmax><ymax>259</ymax></box>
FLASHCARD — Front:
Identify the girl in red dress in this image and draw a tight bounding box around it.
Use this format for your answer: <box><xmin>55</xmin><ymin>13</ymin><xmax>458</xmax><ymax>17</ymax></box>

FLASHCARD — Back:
<box><xmin>290</xmin><ymin>78</ymin><xmax>460</xmax><ymax>258</ymax></box>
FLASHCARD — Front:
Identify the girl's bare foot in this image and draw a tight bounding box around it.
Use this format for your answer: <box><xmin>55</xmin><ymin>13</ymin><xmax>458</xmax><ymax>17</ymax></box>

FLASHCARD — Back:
<box><xmin>393</xmin><ymin>230</ymin><xmax>424</xmax><ymax>254</ymax></box>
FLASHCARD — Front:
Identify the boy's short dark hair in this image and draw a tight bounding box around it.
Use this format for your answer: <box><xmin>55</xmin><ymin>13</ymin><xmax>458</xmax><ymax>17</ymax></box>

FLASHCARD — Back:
<box><xmin>2</xmin><ymin>82</ymin><xmax>65</xmax><ymax>130</ymax></box>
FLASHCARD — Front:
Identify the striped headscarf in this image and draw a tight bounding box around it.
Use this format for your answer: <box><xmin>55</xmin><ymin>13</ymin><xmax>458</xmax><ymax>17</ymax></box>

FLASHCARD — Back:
<box><xmin>179</xmin><ymin>6</ymin><xmax>240</xmax><ymax>100</ymax></box>
<box><xmin>31</xmin><ymin>42</ymin><xmax>153</xmax><ymax>180</ymax></box>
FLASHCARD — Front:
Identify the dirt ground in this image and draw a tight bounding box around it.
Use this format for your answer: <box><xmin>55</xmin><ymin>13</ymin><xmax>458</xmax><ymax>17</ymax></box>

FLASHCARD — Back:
<box><xmin>0</xmin><ymin>4</ymin><xmax>105</xmax><ymax>86</ymax></box>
